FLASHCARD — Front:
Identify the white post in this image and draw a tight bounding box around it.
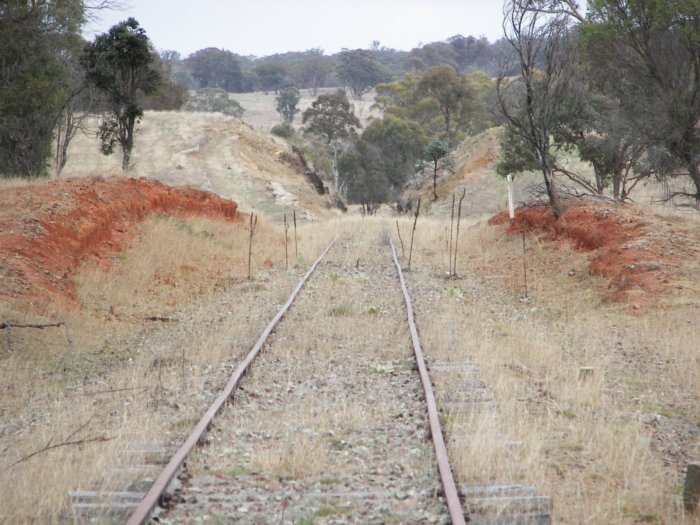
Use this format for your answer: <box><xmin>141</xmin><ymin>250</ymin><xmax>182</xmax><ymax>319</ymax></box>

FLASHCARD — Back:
<box><xmin>507</xmin><ymin>174</ymin><xmax>515</xmax><ymax>224</ymax></box>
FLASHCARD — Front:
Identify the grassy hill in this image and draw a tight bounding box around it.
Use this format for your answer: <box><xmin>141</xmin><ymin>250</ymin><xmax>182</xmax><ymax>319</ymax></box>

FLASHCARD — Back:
<box><xmin>63</xmin><ymin>110</ymin><xmax>336</xmax><ymax>221</ymax></box>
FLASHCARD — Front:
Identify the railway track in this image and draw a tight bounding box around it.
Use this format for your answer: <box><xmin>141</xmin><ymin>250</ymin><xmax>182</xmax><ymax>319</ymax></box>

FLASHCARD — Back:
<box><xmin>72</xmin><ymin>228</ymin><xmax>550</xmax><ymax>524</ymax></box>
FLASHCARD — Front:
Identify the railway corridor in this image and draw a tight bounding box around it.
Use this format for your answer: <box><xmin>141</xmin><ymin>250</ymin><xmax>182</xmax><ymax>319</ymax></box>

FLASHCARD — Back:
<box><xmin>159</xmin><ymin>230</ymin><xmax>451</xmax><ymax>524</ymax></box>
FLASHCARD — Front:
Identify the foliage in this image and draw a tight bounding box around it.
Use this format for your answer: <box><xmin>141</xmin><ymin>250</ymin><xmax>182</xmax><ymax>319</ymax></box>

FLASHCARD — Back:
<box><xmin>361</xmin><ymin>115</ymin><xmax>427</xmax><ymax>189</ymax></box>
<box><xmin>182</xmin><ymin>88</ymin><xmax>244</xmax><ymax>117</ymax></box>
<box><xmin>375</xmin><ymin>73</ymin><xmax>440</xmax><ymax>130</ymax></box>
<box><xmin>270</xmin><ymin>122</ymin><xmax>295</xmax><ymax>139</ymax></box>
<box><xmin>425</xmin><ymin>139</ymin><xmax>450</xmax><ymax>199</ymax></box>
<box><xmin>302</xmin><ymin>91</ymin><xmax>361</xmax><ymax>144</ymax></box>
<box><xmin>406</xmin><ymin>35</ymin><xmax>499</xmax><ymax>75</ymax></box>
<box><xmin>275</xmin><ymin>87</ymin><xmax>301</xmax><ymax>123</ymax></box>
<box><xmin>584</xmin><ymin>0</ymin><xmax>700</xmax><ymax>201</ymax></box>
<box><xmin>336</xmin><ymin>49</ymin><xmax>391</xmax><ymax>99</ymax></box>
<box><xmin>339</xmin><ymin>115</ymin><xmax>426</xmax><ymax>212</ymax></box>
<box><xmin>164</xmin><ymin>37</ymin><xmax>512</xmax><ymax>95</ymax></box>
<box><xmin>83</xmin><ymin>17</ymin><xmax>161</xmax><ymax>171</ymax></box>
<box><xmin>375</xmin><ymin>67</ymin><xmax>489</xmax><ymax>145</ymax></box>
<box><xmin>494</xmin><ymin>0</ymin><xmax>700</xmax><ymax>205</ymax></box>
<box><xmin>338</xmin><ymin>141</ymin><xmax>389</xmax><ymax>214</ymax></box>
<box><xmin>425</xmin><ymin>139</ymin><xmax>449</xmax><ymax>162</ymax></box>
<box><xmin>253</xmin><ymin>62</ymin><xmax>290</xmax><ymax>93</ymax></box>
<box><xmin>142</xmin><ymin>55</ymin><xmax>189</xmax><ymax>111</ymax></box>
<box><xmin>0</xmin><ymin>1</ymin><xmax>85</xmax><ymax>177</ymax></box>
<box><xmin>497</xmin><ymin>2</ymin><xmax>577</xmax><ymax>216</ymax></box>
<box><xmin>496</xmin><ymin>127</ymin><xmax>540</xmax><ymax>178</ymax></box>
<box><xmin>292</xmin><ymin>54</ymin><xmax>335</xmax><ymax>94</ymax></box>
<box><xmin>185</xmin><ymin>47</ymin><xmax>245</xmax><ymax>92</ymax></box>
<box><xmin>418</xmin><ymin>65</ymin><xmax>476</xmax><ymax>146</ymax></box>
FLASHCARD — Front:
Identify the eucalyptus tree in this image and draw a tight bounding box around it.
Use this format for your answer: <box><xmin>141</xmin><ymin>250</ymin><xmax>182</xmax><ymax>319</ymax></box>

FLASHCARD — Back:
<box><xmin>336</xmin><ymin>49</ymin><xmax>390</xmax><ymax>100</ymax></box>
<box><xmin>584</xmin><ymin>0</ymin><xmax>700</xmax><ymax>204</ymax></box>
<box><xmin>0</xmin><ymin>0</ymin><xmax>85</xmax><ymax>177</ymax></box>
<box><xmin>302</xmin><ymin>91</ymin><xmax>361</xmax><ymax>191</ymax></box>
<box><xmin>82</xmin><ymin>17</ymin><xmax>161</xmax><ymax>171</ymax></box>
<box><xmin>497</xmin><ymin>1</ymin><xmax>579</xmax><ymax>216</ymax></box>
<box><xmin>425</xmin><ymin>139</ymin><xmax>450</xmax><ymax>200</ymax></box>
<box><xmin>275</xmin><ymin>87</ymin><xmax>301</xmax><ymax>123</ymax></box>
<box><xmin>418</xmin><ymin>65</ymin><xmax>476</xmax><ymax>146</ymax></box>
<box><xmin>338</xmin><ymin>115</ymin><xmax>426</xmax><ymax>213</ymax></box>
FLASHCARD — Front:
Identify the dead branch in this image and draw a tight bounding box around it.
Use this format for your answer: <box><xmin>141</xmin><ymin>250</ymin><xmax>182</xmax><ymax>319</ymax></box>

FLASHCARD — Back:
<box><xmin>407</xmin><ymin>198</ymin><xmax>421</xmax><ymax>270</ymax></box>
<box><xmin>453</xmin><ymin>189</ymin><xmax>467</xmax><ymax>277</ymax></box>
<box><xmin>284</xmin><ymin>213</ymin><xmax>290</xmax><ymax>270</ymax></box>
<box><xmin>552</xmin><ymin>163</ymin><xmax>600</xmax><ymax>195</ymax></box>
<box><xmin>395</xmin><ymin>220</ymin><xmax>405</xmax><ymax>258</ymax></box>
<box><xmin>4</xmin><ymin>418</ymin><xmax>114</xmax><ymax>471</ymax></box>
<box><xmin>512</xmin><ymin>0</ymin><xmax>585</xmax><ymax>23</ymax></box>
<box><xmin>247</xmin><ymin>212</ymin><xmax>258</xmax><ymax>280</ymax></box>
<box><xmin>655</xmin><ymin>191</ymin><xmax>700</xmax><ymax>207</ymax></box>
<box><xmin>293</xmin><ymin>210</ymin><xmax>298</xmax><ymax>263</ymax></box>
<box><xmin>449</xmin><ymin>193</ymin><xmax>456</xmax><ymax>274</ymax></box>
<box><xmin>0</xmin><ymin>321</ymin><xmax>72</xmax><ymax>352</ymax></box>
<box><xmin>79</xmin><ymin>386</ymin><xmax>148</xmax><ymax>397</ymax></box>
<box><xmin>144</xmin><ymin>316</ymin><xmax>179</xmax><ymax>322</ymax></box>
<box><xmin>0</xmin><ymin>321</ymin><xmax>65</xmax><ymax>330</ymax></box>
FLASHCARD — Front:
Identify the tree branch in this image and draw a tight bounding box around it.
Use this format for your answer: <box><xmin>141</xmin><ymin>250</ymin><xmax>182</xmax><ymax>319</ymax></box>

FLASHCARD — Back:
<box><xmin>3</xmin><ymin>418</ymin><xmax>115</xmax><ymax>472</ymax></box>
<box><xmin>0</xmin><ymin>321</ymin><xmax>65</xmax><ymax>330</ymax></box>
<box><xmin>552</xmin><ymin>163</ymin><xmax>600</xmax><ymax>194</ymax></box>
<box><xmin>512</xmin><ymin>0</ymin><xmax>585</xmax><ymax>23</ymax></box>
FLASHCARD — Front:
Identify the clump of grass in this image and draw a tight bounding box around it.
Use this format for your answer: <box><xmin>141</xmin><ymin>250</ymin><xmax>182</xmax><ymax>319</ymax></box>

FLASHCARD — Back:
<box><xmin>371</xmin><ymin>362</ymin><xmax>396</xmax><ymax>374</ymax></box>
<box><xmin>328</xmin><ymin>305</ymin><xmax>352</xmax><ymax>317</ymax></box>
<box><xmin>251</xmin><ymin>435</ymin><xmax>327</xmax><ymax>479</ymax></box>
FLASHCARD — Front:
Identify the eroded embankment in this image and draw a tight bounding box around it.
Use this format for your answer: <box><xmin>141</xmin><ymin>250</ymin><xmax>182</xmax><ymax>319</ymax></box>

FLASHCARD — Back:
<box><xmin>489</xmin><ymin>203</ymin><xmax>678</xmax><ymax>304</ymax></box>
<box><xmin>0</xmin><ymin>177</ymin><xmax>239</xmax><ymax>309</ymax></box>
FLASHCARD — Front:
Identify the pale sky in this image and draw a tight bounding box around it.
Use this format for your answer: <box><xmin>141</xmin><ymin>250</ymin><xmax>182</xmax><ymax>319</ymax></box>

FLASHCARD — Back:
<box><xmin>85</xmin><ymin>0</ymin><xmax>506</xmax><ymax>58</ymax></box>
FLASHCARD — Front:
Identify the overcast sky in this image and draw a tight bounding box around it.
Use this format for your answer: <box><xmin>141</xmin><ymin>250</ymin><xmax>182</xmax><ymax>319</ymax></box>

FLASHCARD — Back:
<box><xmin>85</xmin><ymin>0</ymin><xmax>506</xmax><ymax>58</ymax></box>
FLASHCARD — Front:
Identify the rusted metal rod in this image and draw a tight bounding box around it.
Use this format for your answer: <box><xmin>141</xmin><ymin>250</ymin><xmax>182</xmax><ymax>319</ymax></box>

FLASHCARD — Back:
<box><xmin>125</xmin><ymin>235</ymin><xmax>339</xmax><ymax>525</ymax></box>
<box><xmin>387</xmin><ymin>233</ymin><xmax>467</xmax><ymax>525</ymax></box>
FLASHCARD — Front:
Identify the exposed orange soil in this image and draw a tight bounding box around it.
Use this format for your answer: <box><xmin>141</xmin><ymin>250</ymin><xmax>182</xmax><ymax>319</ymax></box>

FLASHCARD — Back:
<box><xmin>489</xmin><ymin>202</ymin><xmax>686</xmax><ymax>305</ymax></box>
<box><xmin>0</xmin><ymin>176</ymin><xmax>239</xmax><ymax>310</ymax></box>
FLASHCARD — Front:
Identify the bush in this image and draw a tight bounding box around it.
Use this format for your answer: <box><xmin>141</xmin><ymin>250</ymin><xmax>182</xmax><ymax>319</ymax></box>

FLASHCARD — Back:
<box><xmin>182</xmin><ymin>88</ymin><xmax>244</xmax><ymax>117</ymax></box>
<box><xmin>270</xmin><ymin>122</ymin><xmax>295</xmax><ymax>139</ymax></box>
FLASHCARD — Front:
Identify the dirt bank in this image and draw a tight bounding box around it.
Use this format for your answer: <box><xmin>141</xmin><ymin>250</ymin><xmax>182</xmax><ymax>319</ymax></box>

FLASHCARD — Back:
<box><xmin>0</xmin><ymin>176</ymin><xmax>239</xmax><ymax>310</ymax></box>
<box><xmin>489</xmin><ymin>202</ymin><xmax>691</xmax><ymax>305</ymax></box>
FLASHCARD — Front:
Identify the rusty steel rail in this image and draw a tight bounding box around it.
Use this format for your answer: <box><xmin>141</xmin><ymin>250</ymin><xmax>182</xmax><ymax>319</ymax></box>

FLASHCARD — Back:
<box><xmin>125</xmin><ymin>235</ymin><xmax>338</xmax><ymax>525</ymax></box>
<box><xmin>388</xmin><ymin>234</ymin><xmax>468</xmax><ymax>525</ymax></box>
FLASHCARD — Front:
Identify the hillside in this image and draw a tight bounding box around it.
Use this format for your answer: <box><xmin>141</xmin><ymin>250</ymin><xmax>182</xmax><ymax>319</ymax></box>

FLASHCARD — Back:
<box><xmin>229</xmin><ymin>88</ymin><xmax>381</xmax><ymax>132</ymax></box>
<box><xmin>63</xmin><ymin>111</ymin><xmax>335</xmax><ymax>221</ymax></box>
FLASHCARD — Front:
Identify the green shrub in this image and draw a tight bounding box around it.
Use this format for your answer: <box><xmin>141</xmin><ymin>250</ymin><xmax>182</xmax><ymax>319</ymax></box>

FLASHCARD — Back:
<box><xmin>270</xmin><ymin>122</ymin><xmax>295</xmax><ymax>138</ymax></box>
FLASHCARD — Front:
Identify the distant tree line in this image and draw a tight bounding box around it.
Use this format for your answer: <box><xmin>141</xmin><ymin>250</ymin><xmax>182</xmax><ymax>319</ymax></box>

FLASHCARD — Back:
<box><xmin>165</xmin><ymin>35</ymin><xmax>510</xmax><ymax>96</ymax></box>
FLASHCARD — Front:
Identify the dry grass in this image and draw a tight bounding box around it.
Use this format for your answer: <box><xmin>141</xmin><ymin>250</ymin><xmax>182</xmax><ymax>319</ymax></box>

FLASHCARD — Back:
<box><xmin>61</xmin><ymin>110</ymin><xmax>335</xmax><ymax>220</ymax></box>
<box><xmin>229</xmin><ymin>88</ymin><xmax>381</xmax><ymax>132</ymax></box>
<box><xmin>251</xmin><ymin>435</ymin><xmax>329</xmax><ymax>479</ymax></box>
<box><xmin>400</xmin><ymin>214</ymin><xmax>699</xmax><ymax>524</ymax></box>
<box><xmin>2</xmin><ymin>169</ymin><xmax>698</xmax><ymax>524</ymax></box>
<box><xmin>0</xmin><ymin>213</ymin><xmax>337</xmax><ymax>523</ymax></box>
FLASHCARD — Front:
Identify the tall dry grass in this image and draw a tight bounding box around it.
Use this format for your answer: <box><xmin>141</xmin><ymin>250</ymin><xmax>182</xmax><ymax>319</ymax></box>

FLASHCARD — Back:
<box><xmin>0</xmin><ymin>213</ymin><xmax>337</xmax><ymax>523</ymax></box>
<box><xmin>399</xmin><ymin>214</ymin><xmax>699</xmax><ymax>523</ymax></box>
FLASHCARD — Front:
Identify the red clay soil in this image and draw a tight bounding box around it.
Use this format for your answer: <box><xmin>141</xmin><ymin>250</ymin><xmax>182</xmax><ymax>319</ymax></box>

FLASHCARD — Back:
<box><xmin>0</xmin><ymin>176</ymin><xmax>239</xmax><ymax>311</ymax></box>
<box><xmin>489</xmin><ymin>203</ymin><xmax>679</xmax><ymax>305</ymax></box>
